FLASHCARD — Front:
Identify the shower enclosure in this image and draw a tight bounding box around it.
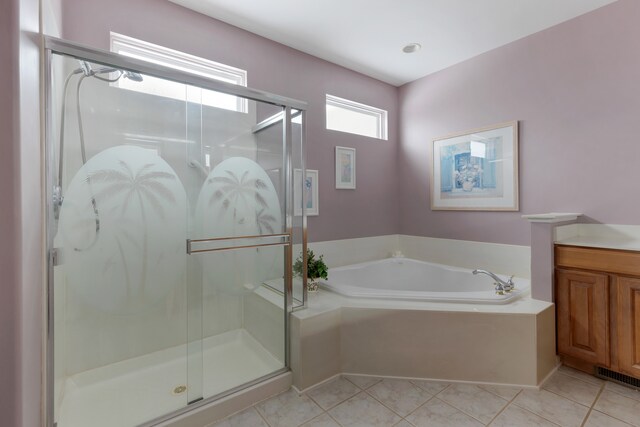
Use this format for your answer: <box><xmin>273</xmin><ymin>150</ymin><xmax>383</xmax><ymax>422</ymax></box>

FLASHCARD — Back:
<box><xmin>44</xmin><ymin>38</ymin><xmax>307</xmax><ymax>427</ymax></box>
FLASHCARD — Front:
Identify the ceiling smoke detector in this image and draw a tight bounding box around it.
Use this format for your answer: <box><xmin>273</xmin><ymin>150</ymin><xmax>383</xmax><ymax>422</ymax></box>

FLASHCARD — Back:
<box><xmin>402</xmin><ymin>43</ymin><xmax>422</xmax><ymax>53</ymax></box>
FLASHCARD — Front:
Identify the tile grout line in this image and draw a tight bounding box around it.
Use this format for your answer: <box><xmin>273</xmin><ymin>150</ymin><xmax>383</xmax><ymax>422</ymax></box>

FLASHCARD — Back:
<box><xmin>509</xmin><ymin>396</ymin><xmax>570</xmax><ymax>426</ymax></box>
<box><xmin>579</xmin><ymin>381</ymin><xmax>606</xmax><ymax>427</ymax></box>
<box><xmin>360</xmin><ymin>379</ymin><xmax>451</xmax><ymax>421</ymax></box>
<box><xmin>602</xmin><ymin>382</ymin><xmax>640</xmax><ymax>401</ymax></box>
<box><xmin>556</xmin><ymin>369</ymin><xmax>605</xmax><ymax>388</ymax></box>
<box><xmin>303</xmin><ymin>375</ymin><xmax>378</xmax><ymax>424</ymax></box>
<box><xmin>585</xmin><ymin>384</ymin><xmax>638</xmax><ymax>427</ymax></box>
<box><xmin>253</xmin><ymin>404</ymin><xmax>274</xmax><ymax>427</ymax></box>
<box><xmin>342</xmin><ymin>375</ymin><xmax>381</xmax><ymax>391</ymax></box>
<box><xmin>486</xmin><ymin>389</ymin><xmax>563</xmax><ymax>427</ymax></box>
<box><xmin>434</xmin><ymin>385</ymin><xmax>508</xmax><ymax>425</ymax></box>
<box><xmin>362</xmin><ymin>387</ymin><xmax>411</xmax><ymax>420</ymax></box>
<box><xmin>305</xmin><ymin>381</ymin><xmax>361</xmax><ymax>412</ymax></box>
<box><xmin>401</xmin><ymin>394</ymin><xmax>439</xmax><ymax>426</ymax></box>
<box><xmin>252</xmin><ymin>400</ymin><xmax>275</xmax><ymax>427</ymax></box>
<box><xmin>400</xmin><ymin>382</ymin><xmax>454</xmax><ymax>426</ymax></box>
<box><xmin>535</xmin><ymin>384</ymin><xmax>594</xmax><ymax>409</ymax></box>
<box><xmin>510</xmin><ymin>389</ymin><xmax>590</xmax><ymax>427</ymax></box>
<box><xmin>246</xmin><ymin>373</ymin><xmax>636</xmax><ymax>427</ymax></box>
<box><xmin>485</xmin><ymin>389</ymin><xmax>524</xmax><ymax>426</ymax></box>
<box><xmin>325</xmin><ymin>410</ymin><xmax>344</xmax><ymax>427</ymax></box>
<box><xmin>307</xmin><ymin>376</ymin><xmax>425</xmax><ymax>426</ymax></box>
<box><xmin>294</xmin><ymin>410</ymin><xmax>333</xmax><ymax>427</ymax></box>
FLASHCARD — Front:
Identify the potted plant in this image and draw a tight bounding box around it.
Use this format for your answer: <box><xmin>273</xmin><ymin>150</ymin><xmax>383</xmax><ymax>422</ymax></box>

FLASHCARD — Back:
<box><xmin>293</xmin><ymin>248</ymin><xmax>328</xmax><ymax>292</ymax></box>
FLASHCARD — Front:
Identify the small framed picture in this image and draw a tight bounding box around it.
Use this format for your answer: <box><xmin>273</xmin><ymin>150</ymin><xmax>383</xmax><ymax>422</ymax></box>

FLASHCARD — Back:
<box><xmin>294</xmin><ymin>169</ymin><xmax>319</xmax><ymax>216</ymax></box>
<box><xmin>335</xmin><ymin>146</ymin><xmax>356</xmax><ymax>189</ymax></box>
<box><xmin>431</xmin><ymin>121</ymin><xmax>519</xmax><ymax>211</ymax></box>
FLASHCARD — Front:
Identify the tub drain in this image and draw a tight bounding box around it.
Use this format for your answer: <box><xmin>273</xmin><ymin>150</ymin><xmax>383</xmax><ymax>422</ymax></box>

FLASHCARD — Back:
<box><xmin>172</xmin><ymin>385</ymin><xmax>187</xmax><ymax>395</ymax></box>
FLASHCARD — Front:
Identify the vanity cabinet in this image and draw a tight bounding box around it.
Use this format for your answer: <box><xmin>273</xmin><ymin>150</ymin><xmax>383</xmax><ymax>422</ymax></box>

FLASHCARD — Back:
<box><xmin>555</xmin><ymin>269</ymin><xmax>609</xmax><ymax>366</ymax></box>
<box><xmin>555</xmin><ymin>245</ymin><xmax>640</xmax><ymax>380</ymax></box>
<box><xmin>617</xmin><ymin>276</ymin><xmax>640</xmax><ymax>378</ymax></box>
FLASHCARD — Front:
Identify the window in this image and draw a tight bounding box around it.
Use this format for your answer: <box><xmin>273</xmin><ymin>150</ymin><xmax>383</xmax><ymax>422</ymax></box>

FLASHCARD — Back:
<box><xmin>110</xmin><ymin>32</ymin><xmax>248</xmax><ymax>112</ymax></box>
<box><xmin>326</xmin><ymin>94</ymin><xmax>387</xmax><ymax>140</ymax></box>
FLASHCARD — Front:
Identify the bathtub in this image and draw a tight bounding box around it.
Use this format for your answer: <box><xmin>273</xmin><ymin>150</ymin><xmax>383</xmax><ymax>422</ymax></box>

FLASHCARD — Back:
<box><xmin>320</xmin><ymin>257</ymin><xmax>529</xmax><ymax>304</ymax></box>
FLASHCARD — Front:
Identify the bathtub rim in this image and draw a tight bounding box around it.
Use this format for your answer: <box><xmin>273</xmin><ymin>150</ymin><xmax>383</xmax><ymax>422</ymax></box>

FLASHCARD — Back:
<box><xmin>321</xmin><ymin>256</ymin><xmax>531</xmax><ymax>305</ymax></box>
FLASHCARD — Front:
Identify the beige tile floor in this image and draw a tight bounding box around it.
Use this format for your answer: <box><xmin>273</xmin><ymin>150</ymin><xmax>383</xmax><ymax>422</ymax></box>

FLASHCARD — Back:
<box><xmin>210</xmin><ymin>366</ymin><xmax>640</xmax><ymax>427</ymax></box>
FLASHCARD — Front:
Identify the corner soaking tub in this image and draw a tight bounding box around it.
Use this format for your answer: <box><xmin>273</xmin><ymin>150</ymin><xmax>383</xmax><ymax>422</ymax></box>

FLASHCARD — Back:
<box><xmin>319</xmin><ymin>257</ymin><xmax>529</xmax><ymax>304</ymax></box>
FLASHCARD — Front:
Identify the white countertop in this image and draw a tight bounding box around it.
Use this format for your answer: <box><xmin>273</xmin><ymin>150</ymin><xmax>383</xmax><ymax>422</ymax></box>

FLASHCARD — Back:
<box><xmin>522</xmin><ymin>212</ymin><xmax>582</xmax><ymax>223</ymax></box>
<box><xmin>555</xmin><ymin>236</ymin><xmax>640</xmax><ymax>252</ymax></box>
<box><xmin>554</xmin><ymin>224</ymin><xmax>640</xmax><ymax>252</ymax></box>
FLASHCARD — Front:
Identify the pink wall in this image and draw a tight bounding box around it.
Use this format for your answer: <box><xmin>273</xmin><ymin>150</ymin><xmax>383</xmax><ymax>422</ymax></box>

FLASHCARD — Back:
<box><xmin>1</xmin><ymin>0</ymin><xmax>43</xmax><ymax>425</ymax></box>
<box><xmin>0</xmin><ymin>0</ymin><xmax>21</xmax><ymax>425</ymax></box>
<box><xmin>398</xmin><ymin>0</ymin><xmax>640</xmax><ymax>246</ymax></box>
<box><xmin>18</xmin><ymin>0</ymin><xmax>44</xmax><ymax>424</ymax></box>
<box><xmin>61</xmin><ymin>0</ymin><xmax>400</xmax><ymax>243</ymax></box>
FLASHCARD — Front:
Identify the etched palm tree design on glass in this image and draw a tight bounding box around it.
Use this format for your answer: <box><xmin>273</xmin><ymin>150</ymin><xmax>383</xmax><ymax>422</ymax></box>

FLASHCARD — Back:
<box><xmin>90</xmin><ymin>160</ymin><xmax>176</xmax><ymax>299</ymax></box>
<box><xmin>59</xmin><ymin>145</ymin><xmax>186</xmax><ymax>313</ymax></box>
<box><xmin>195</xmin><ymin>157</ymin><xmax>283</xmax><ymax>295</ymax></box>
<box><xmin>255</xmin><ymin>208</ymin><xmax>277</xmax><ymax>234</ymax></box>
<box><xmin>100</xmin><ymin>216</ymin><xmax>140</xmax><ymax>305</ymax></box>
<box><xmin>208</xmin><ymin>170</ymin><xmax>271</xmax><ymax>234</ymax></box>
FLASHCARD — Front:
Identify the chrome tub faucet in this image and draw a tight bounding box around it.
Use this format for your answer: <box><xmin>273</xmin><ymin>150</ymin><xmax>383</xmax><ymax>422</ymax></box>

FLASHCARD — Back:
<box><xmin>472</xmin><ymin>269</ymin><xmax>515</xmax><ymax>294</ymax></box>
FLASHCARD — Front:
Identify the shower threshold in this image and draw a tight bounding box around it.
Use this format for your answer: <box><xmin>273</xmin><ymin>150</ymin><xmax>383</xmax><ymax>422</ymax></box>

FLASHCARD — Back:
<box><xmin>55</xmin><ymin>329</ymin><xmax>283</xmax><ymax>427</ymax></box>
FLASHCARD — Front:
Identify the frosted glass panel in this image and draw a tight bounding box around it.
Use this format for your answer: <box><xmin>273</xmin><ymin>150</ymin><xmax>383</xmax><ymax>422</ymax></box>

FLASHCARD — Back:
<box><xmin>59</xmin><ymin>145</ymin><xmax>187</xmax><ymax>313</ymax></box>
<box><xmin>51</xmin><ymin>54</ymin><xmax>191</xmax><ymax>427</ymax></box>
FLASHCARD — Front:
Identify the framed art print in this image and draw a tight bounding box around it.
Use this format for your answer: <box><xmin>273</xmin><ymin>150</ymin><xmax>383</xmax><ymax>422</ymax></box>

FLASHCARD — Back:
<box><xmin>431</xmin><ymin>121</ymin><xmax>518</xmax><ymax>211</ymax></box>
<box><xmin>294</xmin><ymin>169</ymin><xmax>319</xmax><ymax>216</ymax></box>
<box><xmin>335</xmin><ymin>146</ymin><xmax>356</xmax><ymax>189</ymax></box>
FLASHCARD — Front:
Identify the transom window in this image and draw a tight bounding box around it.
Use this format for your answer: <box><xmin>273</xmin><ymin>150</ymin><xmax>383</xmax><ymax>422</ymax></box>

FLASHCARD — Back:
<box><xmin>326</xmin><ymin>94</ymin><xmax>388</xmax><ymax>140</ymax></box>
<box><xmin>110</xmin><ymin>32</ymin><xmax>248</xmax><ymax>112</ymax></box>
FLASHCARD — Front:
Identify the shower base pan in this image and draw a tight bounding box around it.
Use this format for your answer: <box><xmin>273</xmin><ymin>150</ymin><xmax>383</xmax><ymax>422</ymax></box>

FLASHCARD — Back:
<box><xmin>55</xmin><ymin>329</ymin><xmax>283</xmax><ymax>427</ymax></box>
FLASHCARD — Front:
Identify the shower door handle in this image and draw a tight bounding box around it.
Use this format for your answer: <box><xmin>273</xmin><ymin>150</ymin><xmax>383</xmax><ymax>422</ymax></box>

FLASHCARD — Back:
<box><xmin>186</xmin><ymin>233</ymin><xmax>291</xmax><ymax>254</ymax></box>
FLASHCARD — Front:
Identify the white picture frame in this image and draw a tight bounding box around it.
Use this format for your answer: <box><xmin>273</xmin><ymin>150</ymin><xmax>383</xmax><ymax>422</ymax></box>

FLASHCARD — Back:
<box><xmin>335</xmin><ymin>146</ymin><xmax>356</xmax><ymax>189</ymax></box>
<box><xmin>294</xmin><ymin>169</ymin><xmax>319</xmax><ymax>216</ymax></box>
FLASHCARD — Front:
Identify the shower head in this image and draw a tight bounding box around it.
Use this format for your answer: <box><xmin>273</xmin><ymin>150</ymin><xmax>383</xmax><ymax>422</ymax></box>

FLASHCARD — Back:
<box><xmin>77</xmin><ymin>60</ymin><xmax>143</xmax><ymax>82</ymax></box>
<box><xmin>123</xmin><ymin>70</ymin><xmax>143</xmax><ymax>82</ymax></box>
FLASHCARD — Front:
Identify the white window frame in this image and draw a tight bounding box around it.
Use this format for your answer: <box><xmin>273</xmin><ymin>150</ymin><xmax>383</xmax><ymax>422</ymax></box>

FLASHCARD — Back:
<box><xmin>326</xmin><ymin>94</ymin><xmax>388</xmax><ymax>140</ymax></box>
<box><xmin>110</xmin><ymin>32</ymin><xmax>248</xmax><ymax>113</ymax></box>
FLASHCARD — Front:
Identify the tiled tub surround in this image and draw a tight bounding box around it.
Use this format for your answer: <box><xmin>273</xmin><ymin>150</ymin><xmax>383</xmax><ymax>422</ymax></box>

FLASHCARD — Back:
<box><xmin>211</xmin><ymin>366</ymin><xmax>640</xmax><ymax>427</ymax></box>
<box><xmin>290</xmin><ymin>291</ymin><xmax>556</xmax><ymax>392</ymax></box>
<box><xmin>291</xmin><ymin>235</ymin><xmax>551</xmax><ymax>391</ymax></box>
<box><xmin>308</xmin><ymin>235</ymin><xmax>531</xmax><ymax>279</ymax></box>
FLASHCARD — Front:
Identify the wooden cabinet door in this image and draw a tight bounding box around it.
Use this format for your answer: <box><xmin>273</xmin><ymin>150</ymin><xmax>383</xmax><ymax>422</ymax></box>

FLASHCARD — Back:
<box><xmin>556</xmin><ymin>269</ymin><xmax>609</xmax><ymax>366</ymax></box>
<box><xmin>617</xmin><ymin>276</ymin><xmax>640</xmax><ymax>378</ymax></box>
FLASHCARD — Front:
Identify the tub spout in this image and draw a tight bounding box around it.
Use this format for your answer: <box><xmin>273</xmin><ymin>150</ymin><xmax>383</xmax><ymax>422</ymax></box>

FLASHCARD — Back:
<box><xmin>472</xmin><ymin>269</ymin><xmax>515</xmax><ymax>294</ymax></box>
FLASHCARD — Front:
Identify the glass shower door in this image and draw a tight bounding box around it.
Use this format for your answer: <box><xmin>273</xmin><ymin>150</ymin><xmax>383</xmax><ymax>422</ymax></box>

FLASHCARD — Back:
<box><xmin>48</xmin><ymin>43</ymin><xmax>304</xmax><ymax>427</ymax></box>
<box><xmin>184</xmin><ymin>94</ymin><xmax>289</xmax><ymax>403</ymax></box>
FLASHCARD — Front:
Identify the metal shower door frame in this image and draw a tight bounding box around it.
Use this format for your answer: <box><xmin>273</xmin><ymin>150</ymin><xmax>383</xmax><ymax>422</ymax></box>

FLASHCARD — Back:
<box><xmin>43</xmin><ymin>36</ymin><xmax>307</xmax><ymax>427</ymax></box>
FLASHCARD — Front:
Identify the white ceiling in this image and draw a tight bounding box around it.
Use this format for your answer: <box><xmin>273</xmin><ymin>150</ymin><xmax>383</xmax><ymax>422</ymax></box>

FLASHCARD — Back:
<box><xmin>169</xmin><ymin>0</ymin><xmax>617</xmax><ymax>86</ymax></box>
